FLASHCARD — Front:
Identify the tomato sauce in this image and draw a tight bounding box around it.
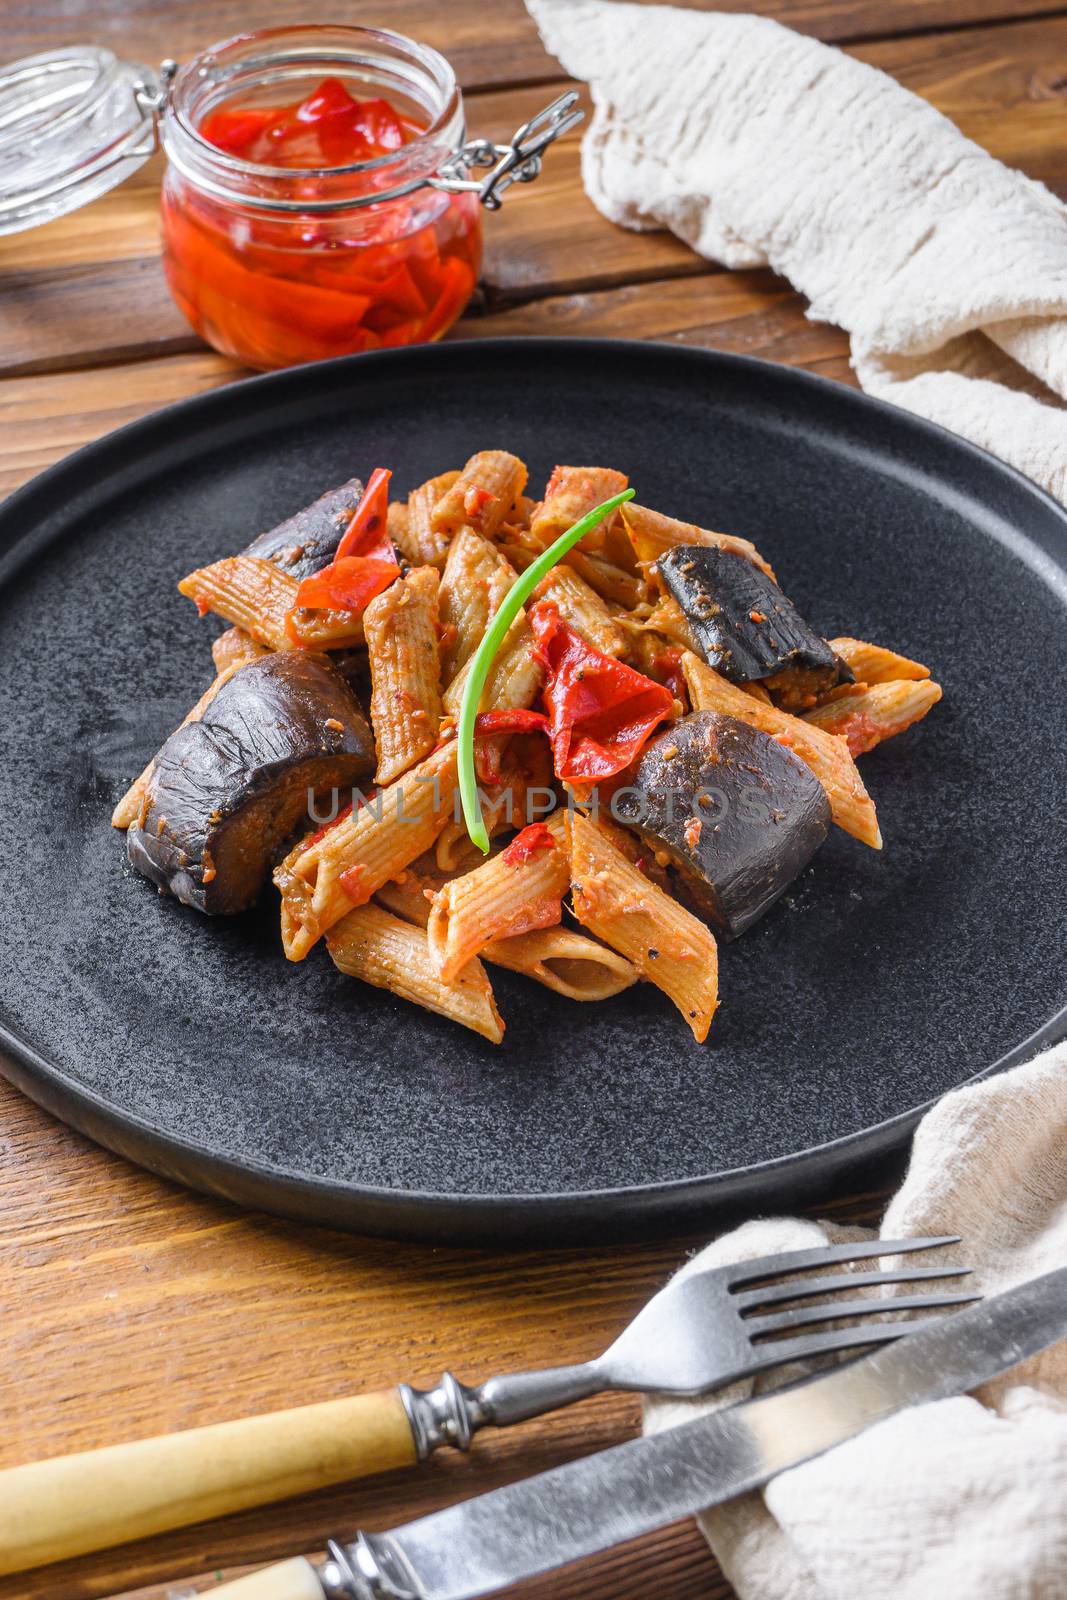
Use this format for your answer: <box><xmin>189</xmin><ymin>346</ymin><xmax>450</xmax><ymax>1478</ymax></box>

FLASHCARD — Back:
<box><xmin>161</xmin><ymin>77</ymin><xmax>482</xmax><ymax>369</ymax></box>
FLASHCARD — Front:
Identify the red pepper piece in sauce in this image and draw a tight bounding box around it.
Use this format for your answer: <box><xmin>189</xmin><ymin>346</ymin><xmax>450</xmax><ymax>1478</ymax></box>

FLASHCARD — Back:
<box><xmin>502</xmin><ymin>821</ymin><xmax>557</xmax><ymax>867</ymax></box>
<box><xmin>292</xmin><ymin>555</ymin><xmax>398</xmax><ymax>616</ymax></box>
<box><xmin>474</xmin><ymin>709</ymin><xmax>550</xmax><ymax>737</ymax></box>
<box><xmin>335</xmin><ymin>467</ymin><xmax>393</xmax><ymax>561</ymax></box>
<box><xmin>529</xmin><ymin>600</ymin><xmax>675</xmax><ymax>782</ymax></box>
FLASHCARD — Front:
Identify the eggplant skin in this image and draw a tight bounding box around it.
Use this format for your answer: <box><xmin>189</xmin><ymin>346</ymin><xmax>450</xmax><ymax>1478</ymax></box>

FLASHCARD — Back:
<box><xmin>657</xmin><ymin>546</ymin><xmax>850</xmax><ymax>708</ymax></box>
<box><xmin>128</xmin><ymin>653</ymin><xmax>375</xmax><ymax>916</ymax></box>
<box><xmin>242</xmin><ymin>476</ymin><xmax>365</xmax><ymax>580</ymax></box>
<box><xmin>612</xmin><ymin>711</ymin><xmax>830</xmax><ymax>939</ymax></box>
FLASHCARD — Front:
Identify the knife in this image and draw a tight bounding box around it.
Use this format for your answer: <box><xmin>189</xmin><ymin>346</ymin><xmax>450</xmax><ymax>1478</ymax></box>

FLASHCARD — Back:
<box><xmin>201</xmin><ymin>1267</ymin><xmax>1067</xmax><ymax>1600</ymax></box>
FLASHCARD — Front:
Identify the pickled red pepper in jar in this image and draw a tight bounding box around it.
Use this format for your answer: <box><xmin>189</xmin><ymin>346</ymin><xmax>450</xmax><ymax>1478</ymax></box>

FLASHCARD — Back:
<box><xmin>161</xmin><ymin>75</ymin><xmax>482</xmax><ymax>369</ymax></box>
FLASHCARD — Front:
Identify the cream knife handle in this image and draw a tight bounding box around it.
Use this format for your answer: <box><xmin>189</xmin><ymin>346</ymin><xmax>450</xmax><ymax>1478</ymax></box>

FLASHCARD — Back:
<box><xmin>197</xmin><ymin>1557</ymin><xmax>326</xmax><ymax>1600</ymax></box>
<box><xmin>0</xmin><ymin>1389</ymin><xmax>415</xmax><ymax>1577</ymax></box>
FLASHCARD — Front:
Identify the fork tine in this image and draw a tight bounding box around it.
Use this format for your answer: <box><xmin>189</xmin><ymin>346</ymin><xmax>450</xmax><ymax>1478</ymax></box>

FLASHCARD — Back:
<box><xmin>743</xmin><ymin>1317</ymin><xmax>947</xmax><ymax>1374</ymax></box>
<box><xmin>726</xmin><ymin>1235</ymin><xmax>961</xmax><ymax>1290</ymax></box>
<box><xmin>746</xmin><ymin>1290</ymin><xmax>981</xmax><ymax>1339</ymax></box>
<box><xmin>736</xmin><ymin>1264</ymin><xmax>971</xmax><ymax>1312</ymax></box>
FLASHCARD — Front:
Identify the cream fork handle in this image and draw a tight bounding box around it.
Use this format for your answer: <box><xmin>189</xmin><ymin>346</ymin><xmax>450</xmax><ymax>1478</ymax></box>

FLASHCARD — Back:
<box><xmin>0</xmin><ymin>1389</ymin><xmax>414</xmax><ymax>1577</ymax></box>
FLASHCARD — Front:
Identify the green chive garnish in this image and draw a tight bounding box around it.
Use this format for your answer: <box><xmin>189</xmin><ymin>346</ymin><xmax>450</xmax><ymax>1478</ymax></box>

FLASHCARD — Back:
<box><xmin>457</xmin><ymin>488</ymin><xmax>636</xmax><ymax>853</ymax></box>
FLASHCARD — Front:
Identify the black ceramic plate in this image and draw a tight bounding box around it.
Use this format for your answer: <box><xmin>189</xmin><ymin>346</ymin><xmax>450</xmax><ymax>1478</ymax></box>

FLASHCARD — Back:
<box><xmin>1</xmin><ymin>340</ymin><xmax>1065</xmax><ymax>1244</ymax></box>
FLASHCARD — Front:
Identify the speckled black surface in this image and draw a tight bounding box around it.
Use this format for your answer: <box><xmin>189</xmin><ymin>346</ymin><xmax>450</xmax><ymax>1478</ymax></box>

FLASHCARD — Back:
<box><xmin>1</xmin><ymin>340</ymin><xmax>1065</xmax><ymax>1243</ymax></box>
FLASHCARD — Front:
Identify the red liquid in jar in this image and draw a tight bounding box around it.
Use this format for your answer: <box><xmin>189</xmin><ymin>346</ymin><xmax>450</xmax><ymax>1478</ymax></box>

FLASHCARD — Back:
<box><xmin>161</xmin><ymin>77</ymin><xmax>481</xmax><ymax>369</ymax></box>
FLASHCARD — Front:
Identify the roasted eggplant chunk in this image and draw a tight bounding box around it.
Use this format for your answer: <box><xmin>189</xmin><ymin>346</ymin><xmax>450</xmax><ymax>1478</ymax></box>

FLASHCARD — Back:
<box><xmin>657</xmin><ymin>545</ymin><xmax>850</xmax><ymax>709</ymax></box>
<box><xmin>613</xmin><ymin>711</ymin><xmax>830</xmax><ymax>938</ymax></box>
<box><xmin>242</xmin><ymin>476</ymin><xmax>365</xmax><ymax>580</ymax></box>
<box><xmin>128</xmin><ymin>653</ymin><xmax>374</xmax><ymax>915</ymax></box>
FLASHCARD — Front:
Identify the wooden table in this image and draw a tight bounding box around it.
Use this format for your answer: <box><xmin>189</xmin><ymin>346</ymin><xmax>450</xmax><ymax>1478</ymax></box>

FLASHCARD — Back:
<box><xmin>0</xmin><ymin>3</ymin><xmax>1059</xmax><ymax>1596</ymax></box>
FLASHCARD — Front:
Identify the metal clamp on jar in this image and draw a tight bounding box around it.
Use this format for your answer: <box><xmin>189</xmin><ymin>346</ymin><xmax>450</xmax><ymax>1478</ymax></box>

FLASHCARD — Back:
<box><xmin>0</xmin><ymin>27</ymin><xmax>582</xmax><ymax>368</ymax></box>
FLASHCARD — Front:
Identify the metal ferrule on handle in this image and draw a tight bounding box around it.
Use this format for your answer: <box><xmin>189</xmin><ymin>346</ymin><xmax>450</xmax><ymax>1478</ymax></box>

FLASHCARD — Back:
<box><xmin>399</xmin><ymin>1361</ymin><xmax>602</xmax><ymax>1458</ymax></box>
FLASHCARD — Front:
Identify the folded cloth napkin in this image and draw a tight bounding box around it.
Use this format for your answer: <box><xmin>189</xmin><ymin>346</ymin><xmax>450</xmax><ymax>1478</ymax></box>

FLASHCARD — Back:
<box><xmin>526</xmin><ymin>0</ymin><xmax>1067</xmax><ymax>505</ymax></box>
<box><xmin>640</xmin><ymin>1042</ymin><xmax>1067</xmax><ymax>1600</ymax></box>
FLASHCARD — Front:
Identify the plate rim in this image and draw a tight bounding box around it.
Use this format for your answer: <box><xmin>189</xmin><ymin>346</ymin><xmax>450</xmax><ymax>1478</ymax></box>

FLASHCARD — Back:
<box><xmin>2</xmin><ymin>336</ymin><xmax>1066</xmax><ymax>1243</ymax></box>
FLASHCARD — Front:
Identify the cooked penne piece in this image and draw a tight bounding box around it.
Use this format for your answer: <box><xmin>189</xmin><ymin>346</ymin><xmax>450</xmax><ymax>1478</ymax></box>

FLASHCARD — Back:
<box><xmin>568</xmin><ymin>809</ymin><xmax>718</xmax><ymax>1042</ymax></box>
<box><xmin>327</xmin><ymin>903</ymin><xmax>504</xmax><ymax>1044</ymax></box>
<box><xmin>433</xmin><ymin>756</ymin><xmax>552</xmax><ymax>871</ymax></box>
<box><xmin>274</xmin><ymin>740</ymin><xmax>459</xmax><ymax>961</ymax></box>
<box><xmin>211</xmin><ymin>626</ymin><xmax>268</xmax><ymax>674</ymax></box>
<box><xmin>431</xmin><ymin>451</ymin><xmax>528</xmax><ymax>540</ymax></box>
<box><xmin>531</xmin><ymin>466</ymin><xmax>629</xmax><ymax>552</ymax></box>
<box><xmin>484</xmin><ymin>926</ymin><xmax>638</xmax><ymax>1001</ymax></box>
<box><xmin>803</xmin><ymin>679</ymin><xmax>942</xmax><ymax>756</ymax></box>
<box><xmin>427</xmin><ymin>813</ymin><xmax>570</xmax><ymax>984</ymax></box>
<box><xmin>533</xmin><ymin>565</ymin><xmax>629</xmax><ymax>657</ymax></box>
<box><xmin>178</xmin><ymin>556</ymin><xmax>299</xmax><ymax>651</ymax></box>
<box><xmin>681</xmin><ymin>651</ymin><xmax>882</xmax><ymax>849</ymax></box>
<box><xmin>386</xmin><ymin>498</ymin><xmax>411</xmax><ymax>550</ymax></box>
<box><xmin>438</xmin><ymin>526</ymin><xmax>519</xmax><ymax>683</ymax></box>
<box><xmin>829</xmin><ymin>636</ymin><xmax>931</xmax><ymax>685</ymax></box>
<box><xmin>377</xmin><ymin>868</ymin><xmax>636</xmax><ymax>1000</ymax></box>
<box><xmin>443</xmin><ymin>615</ymin><xmax>543</xmax><ymax>718</ymax></box>
<box><xmin>111</xmin><ymin>661</ymin><xmax>244</xmax><ymax>830</ymax></box>
<box><xmin>565</xmin><ymin>548</ymin><xmax>646</xmax><ymax>610</ymax></box>
<box><xmin>509</xmin><ymin>493</ymin><xmax>537</xmax><ymax>528</ymax></box>
<box><xmin>364</xmin><ymin>566</ymin><xmax>443</xmax><ymax>784</ymax></box>
<box><xmin>638</xmin><ymin>595</ymin><xmax>700</xmax><ymax>654</ymax></box>
<box><xmin>405</xmin><ymin>470</ymin><xmax>461</xmax><ymax>566</ymax></box>
<box><xmin>622</xmin><ymin>502</ymin><xmax>775</xmax><ymax>581</ymax></box>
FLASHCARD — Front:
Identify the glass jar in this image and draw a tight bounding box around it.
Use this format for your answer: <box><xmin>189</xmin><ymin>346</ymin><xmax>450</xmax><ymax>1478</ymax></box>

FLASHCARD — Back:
<box><xmin>0</xmin><ymin>30</ymin><xmax>580</xmax><ymax>370</ymax></box>
<box><xmin>159</xmin><ymin>27</ymin><xmax>483</xmax><ymax>369</ymax></box>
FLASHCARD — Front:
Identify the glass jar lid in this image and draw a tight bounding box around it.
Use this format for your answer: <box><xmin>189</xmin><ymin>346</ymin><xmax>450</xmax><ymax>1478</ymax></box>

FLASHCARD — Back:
<box><xmin>0</xmin><ymin>46</ymin><xmax>161</xmax><ymax>236</ymax></box>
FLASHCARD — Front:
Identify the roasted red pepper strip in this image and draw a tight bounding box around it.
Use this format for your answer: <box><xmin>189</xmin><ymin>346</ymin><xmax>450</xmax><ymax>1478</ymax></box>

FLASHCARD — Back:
<box><xmin>474</xmin><ymin>709</ymin><xmax>550</xmax><ymax>737</ymax></box>
<box><xmin>335</xmin><ymin>467</ymin><xmax>393</xmax><ymax>561</ymax></box>
<box><xmin>288</xmin><ymin>467</ymin><xmax>399</xmax><ymax>630</ymax></box>
<box><xmin>529</xmin><ymin>600</ymin><xmax>674</xmax><ymax>781</ymax></box>
<box><xmin>291</xmin><ymin>555</ymin><xmax>398</xmax><ymax>615</ymax></box>
<box><xmin>502</xmin><ymin>821</ymin><xmax>556</xmax><ymax>867</ymax></box>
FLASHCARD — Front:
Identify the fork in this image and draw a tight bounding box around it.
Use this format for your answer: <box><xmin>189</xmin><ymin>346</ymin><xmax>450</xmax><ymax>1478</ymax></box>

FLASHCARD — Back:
<box><xmin>0</xmin><ymin>1235</ymin><xmax>975</xmax><ymax>1578</ymax></box>
<box><xmin>407</xmin><ymin>1234</ymin><xmax>977</xmax><ymax>1446</ymax></box>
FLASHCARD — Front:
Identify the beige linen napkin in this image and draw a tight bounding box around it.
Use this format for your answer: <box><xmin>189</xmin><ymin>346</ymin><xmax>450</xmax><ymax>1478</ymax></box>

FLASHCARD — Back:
<box><xmin>526</xmin><ymin>0</ymin><xmax>1067</xmax><ymax>504</ymax></box>
<box><xmin>642</xmin><ymin>1043</ymin><xmax>1067</xmax><ymax>1599</ymax></box>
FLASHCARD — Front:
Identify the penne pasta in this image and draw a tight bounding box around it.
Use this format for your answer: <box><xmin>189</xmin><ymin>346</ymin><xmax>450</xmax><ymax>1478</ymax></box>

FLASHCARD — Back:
<box><xmin>111</xmin><ymin>660</ymin><xmax>244</xmax><ymax>830</ymax></box>
<box><xmin>274</xmin><ymin>740</ymin><xmax>459</xmax><ymax>961</ymax></box>
<box><xmin>211</xmin><ymin>626</ymin><xmax>268</xmax><ymax>674</ymax></box>
<box><xmin>377</xmin><ymin>867</ymin><xmax>636</xmax><ymax>1000</ymax></box>
<box><xmin>637</xmin><ymin>595</ymin><xmax>700</xmax><ymax>654</ymax></box>
<box><xmin>531</xmin><ymin>466</ymin><xmax>629</xmax><ymax>552</ymax></box>
<box><xmin>484</xmin><ymin>925</ymin><xmax>638</xmax><ymax>1002</ymax></box>
<box><xmin>803</xmin><ymin>679</ymin><xmax>942</xmax><ymax>756</ymax></box>
<box><xmin>533</xmin><ymin>564</ymin><xmax>629</xmax><ymax>657</ymax></box>
<box><xmin>568</xmin><ymin>809</ymin><xmax>718</xmax><ymax>1042</ymax></box>
<box><xmin>622</xmin><ymin>502</ymin><xmax>775</xmax><ymax>581</ymax></box>
<box><xmin>405</xmin><ymin>470</ymin><xmax>460</xmax><ymax>566</ymax></box>
<box><xmin>681</xmin><ymin>651</ymin><xmax>882</xmax><ymax>849</ymax></box>
<box><xmin>564</xmin><ymin>548</ymin><xmax>646</xmax><ymax>610</ymax></box>
<box><xmin>364</xmin><ymin>565</ymin><xmax>443</xmax><ymax>784</ymax></box>
<box><xmin>829</xmin><ymin>636</ymin><xmax>931</xmax><ymax>685</ymax></box>
<box><xmin>327</xmin><ymin>903</ymin><xmax>503</xmax><ymax>1043</ymax></box>
<box><xmin>386</xmin><ymin>498</ymin><xmax>412</xmax><ymax>552</ymax></box>
<box><xmin>178</xmin><ymin>555</ymin><xmax>299</xmax><ymax>652</ymax></box>
<box><xmin>438</xmin><ymin>526</ymin><xmax>519</xmax><ymax>683</ymax></box>
<box><xmin>427</xmin><ymin>812</ymin><xmax>570</xmax><ymax>984</ymax></box>
<box><xmin>431</xmin><ymin>451</ymin><xmax>528</xmax><ymax>541</ymax></box>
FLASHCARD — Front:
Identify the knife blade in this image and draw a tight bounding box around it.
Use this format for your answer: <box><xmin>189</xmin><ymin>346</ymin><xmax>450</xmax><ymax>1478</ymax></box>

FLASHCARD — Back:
<box><xmin>208</xmin><ymin>1267</ymin><xmax>1067</xmax><ymax>1600</ymax></box>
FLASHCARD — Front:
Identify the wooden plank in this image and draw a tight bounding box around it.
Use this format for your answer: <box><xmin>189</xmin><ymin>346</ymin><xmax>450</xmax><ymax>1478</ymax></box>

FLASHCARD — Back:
<box><xmin>0</xmin><ymin>1076</ymin><xmax>885</xmax><ymax>1600</ymax></box>
<box><xmin>4</xmin><ymin>0</ymin><xmax>1065</xmax><ymax>86</ymax></box>
<box><xmin>0</xmin><ymin>270</ymin><xmax>854</xmax><ymax>497</ymax></box>
<box><xmin>5</xmin><ymin>14</ymin><xmax>1067</xmax><ymax>377</ymax></box>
